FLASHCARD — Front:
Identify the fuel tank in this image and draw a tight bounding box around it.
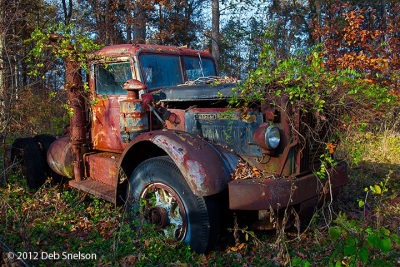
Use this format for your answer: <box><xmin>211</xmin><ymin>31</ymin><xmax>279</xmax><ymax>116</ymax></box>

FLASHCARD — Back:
<box><xmin>47</xmin><ymin>136</ymin><xmax>74</xmax><ymax>178</ymax></box>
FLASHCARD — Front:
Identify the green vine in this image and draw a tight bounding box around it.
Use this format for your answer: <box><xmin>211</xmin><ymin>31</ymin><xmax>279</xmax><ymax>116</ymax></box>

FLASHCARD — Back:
<box><xmin>25</xmin><ymin>23</ymin><xmax>103</xmax><ymax>121</ymax></box>
<box><xmin>228</xmin><ymin>33</ymin><xmax>397</xmax><ymax>180</ymax></box>
<box><xmin>25</xmin><ymin>23</ymin><xmax>103</xmax><ymax>76</ymax></box>
<box><xmin>234</xmin><ymin>41</ymin><xmax>395</xmax><ymax>114</ymax></box>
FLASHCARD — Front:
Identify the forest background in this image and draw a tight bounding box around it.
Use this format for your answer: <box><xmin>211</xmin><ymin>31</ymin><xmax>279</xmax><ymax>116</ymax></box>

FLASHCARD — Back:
<box><xmin>0</xmin><ymin>0</ymin><xmax>400</xmax><ymax>266</ymax></box>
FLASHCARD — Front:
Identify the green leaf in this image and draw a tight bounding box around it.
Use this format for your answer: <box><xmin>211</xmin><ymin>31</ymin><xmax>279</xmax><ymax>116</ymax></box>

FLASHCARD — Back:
<box><xmin>392</xmin><ymin>234</ymin><xmax>400</xmax><ymax>244</ymax></box>
<box><xmin>329</xmin><ymin>226</ymin><xmax>342</xmax><ymax>241</ymax></box>
<box><xmin>371</xmin><ymin>259</ymin><xmax>391</xmax><ymax>267</ymax></box>
<box><xmin>367</xmin><ymin>233</ymin><xmax>380</xmax><ymax>248</ymax></box>
<box><xmin>343</xmin><ymin>244</ymin><xmax>357</xmax><ymax>256</ymax></box>
<box><xmin>358</xmin><ymin>246</ymin><xmax>369</xmax><ymax>264</ymax></box>
<box><xmin>358</xmin><ymin>200</ymin><xmax>365</xmax><ymax>208</ymax></box>
<box><xmin>380</xmin><ymin>227</ymin><xmax>390</xmax><ymax>236</ymax></box>
<box><xmin>379</xmin><ymin>237</ymin><xmax>392</xmax><ymax>253</ymax></box>
<box><xmin>374</xmin><ymin>184</ymin><xmax>382</xmax><ymax>195</ymax></box>
<box><xmin>292</xmin><ymin>258</ymin><xmax>301</xmax><ymax>265</ymax></box>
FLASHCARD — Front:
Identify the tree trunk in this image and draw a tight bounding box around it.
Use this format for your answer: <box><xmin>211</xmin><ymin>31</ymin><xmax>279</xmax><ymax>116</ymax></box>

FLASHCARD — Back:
<box><xmin>211</xmin><ymin>0</ymin><xmax>220</xmax><ymax>72</ymax></box>
<box><xmin>133</xmin><ymin>0</ymin><xmax>146</xmax><ymax>43</ymax></box>
<box><xmin>61</xmin><ymin>0</ymin><xmax>73</xmax><ymax>25</ymax></box>
<box><xmin>309</xmin><ymin>0</ymin><xmax>322</xmax><ymax>44</ymax></box>
<box><xmin>105</xmin><ymin>0</ymin><xmax>111</xmax><ymax>44</ymax></box>
<box><xmin>0</xmin><ymin>0</ymin><xmax>5</xmax><ymax>135</ymax></box>
<box><xmin>126</xmin><ymin>1</ymin><xmax>132</xmax><ymax>42</ymax></box>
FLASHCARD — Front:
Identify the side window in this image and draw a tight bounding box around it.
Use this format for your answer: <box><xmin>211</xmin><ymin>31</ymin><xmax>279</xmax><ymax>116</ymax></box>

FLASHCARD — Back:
<box><xmin>184</xmin><ymin>57</ymin><xmax>216</xmax><ymax>81</ymax></box>
<box><xmin>95</xmin><ymin>62</ymin><xmax>132</xmax><ymax>95</ymax></box>
<box><xmin>140</xmin><ymin>54</ymin><xmax>183</xmax><ymax>90</ymax></box>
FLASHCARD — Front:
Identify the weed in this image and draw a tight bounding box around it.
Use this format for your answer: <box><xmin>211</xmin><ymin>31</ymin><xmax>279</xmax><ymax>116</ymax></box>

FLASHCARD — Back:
<box><xmin>1</xmin><ymin>129</ymin><xmax>399</xmax><ymax>266</ymax></box>
<box><xmin>328</xmin><ymin>212</ymin><xmax>399</xmax><ymax>266</ymax></box>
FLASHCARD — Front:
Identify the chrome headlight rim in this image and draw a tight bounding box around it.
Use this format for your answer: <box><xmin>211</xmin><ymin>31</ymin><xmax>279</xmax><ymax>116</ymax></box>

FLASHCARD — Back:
<box><xmin>265</xmin><ymin>126</ymin><xmax>280</xmax><ymax>149</ymax></box>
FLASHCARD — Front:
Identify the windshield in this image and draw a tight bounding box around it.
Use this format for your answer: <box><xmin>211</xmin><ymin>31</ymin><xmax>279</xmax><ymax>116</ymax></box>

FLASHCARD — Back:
<box><xmin>95</xmin><ymin>62</ymin><xmax>132</xmax><ymax>95</ymax></box>
<box><xmin>140</xmin><ymin>54</ymin><xmax>184</xmax><ymax>90</ymax></box>
<box><xmin>139</xmin><ymin>54</ymin><xmax>217</xmax><ymax>90</ymax></box>
<box><xmin>184</xmin><ymin>56</ymin><xmax>216</xmax><ymax>81</ymax></box>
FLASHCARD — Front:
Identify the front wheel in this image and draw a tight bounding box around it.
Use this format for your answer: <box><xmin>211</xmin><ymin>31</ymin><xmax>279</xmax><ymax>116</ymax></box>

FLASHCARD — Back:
<box><xmin>126</xmin><ymin>156</ymin><xmax>220</xmax><ymax>253</ymax></box>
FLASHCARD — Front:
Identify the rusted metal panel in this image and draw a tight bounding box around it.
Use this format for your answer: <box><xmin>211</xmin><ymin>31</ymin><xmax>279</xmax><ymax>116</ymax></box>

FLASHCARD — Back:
<box><xmin>69</xmin><ymin>179</ymin><xmax>116</xmax><ymax>204</ymax></box>
<box><xmin>47</xmin><ymin>137</ymin><xmax>74</xmax><ymax>178</ymax></box>
<box><xmin>165</xmin><ymin>109</ymin><xmax>186</xmax><ymax>131</ymax></box>
<box><xmin>84</xmin><ymin>152</ymin><xmax>121</xmax><ymax>187</ymax></box>
<box><xmin>123</xmin><ymin>130</ymin><xmax>240</xmax><ymax>196</ymax></box>
<box><xmin>181</xmin><ymin>106</ymin><xmax>294</xmax><ymax>176</ymax></box>
<box><xmin>273</xmin><ymin>106</ymin><xmax>294</xmax><ymax>177</ymax></box>
<box><xmin>155</xmin><ymin>83</ymin><xmax>235</xmax><ymax>102</ymax></box>
<box><xmin>264</xmin><ymin>108</ymin><xmax>280</xmax><ymax>122</ymax></box>
<box><xmin>253</xmin><ymin>123</ymin><xmax>271</xmax><ymax>150</ymax></box>
<box><xmin>94</xmin><ymin>44</ymin><xmax>214</xmax><ymax>60</ymax></box>
<box><xmin>228</xmin><ymin>161</ymin><xmax>348</xmax><ymax>210</ymax></box>
<box><xmin>185</xmin><ymin>108</ymin><xmax>264</xmax><ymax>156</ymax></box>
<box><xmin>120</xmin><ymin>100</ymin><xmax>149</xmax><ymax>143</ymax></box>
<box><xmin>91</xmin><ymin>96</ymin><xmax>128</xmax><ymax>152</ymax></box>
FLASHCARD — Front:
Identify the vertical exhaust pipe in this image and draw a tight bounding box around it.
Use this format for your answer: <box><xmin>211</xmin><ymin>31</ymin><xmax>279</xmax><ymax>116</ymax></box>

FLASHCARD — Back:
<box><xmin>64</xmin><ymin>47</ymin><xmax>87</xmax><ymax>182</ymax></box>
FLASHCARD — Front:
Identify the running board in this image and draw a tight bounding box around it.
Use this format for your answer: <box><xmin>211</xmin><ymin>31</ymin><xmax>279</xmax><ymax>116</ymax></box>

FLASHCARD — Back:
<box><xmin>69</xmin><ymin>179</ymin><xmax>116</xmax><ymax>204</ymax></box>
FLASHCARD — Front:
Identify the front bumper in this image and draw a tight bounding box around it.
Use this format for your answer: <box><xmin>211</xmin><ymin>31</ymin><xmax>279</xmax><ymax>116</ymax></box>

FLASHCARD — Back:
<box><xmin>228</xmin><ymin>161</ymin><xmax>349</xmax><ymax>210</ymax></box>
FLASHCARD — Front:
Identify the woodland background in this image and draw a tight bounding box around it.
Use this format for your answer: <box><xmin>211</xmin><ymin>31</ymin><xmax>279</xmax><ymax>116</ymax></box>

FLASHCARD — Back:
<box><xmin>0</xmin><ymin>0</ymin><xmax>400</xmax><ymax>266</ymax></box>
<box><xmin>0</xmin><ymin>0</ymin><xmax>399</xmax><ymax>137</ymax></box>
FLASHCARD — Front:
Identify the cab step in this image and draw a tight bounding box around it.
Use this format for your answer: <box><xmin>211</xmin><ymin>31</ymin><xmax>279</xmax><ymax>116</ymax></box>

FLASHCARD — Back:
<box><xmin>69</xmin><ymin>179</ymin><xmax>116</xmax><ymax>204</ymax></box>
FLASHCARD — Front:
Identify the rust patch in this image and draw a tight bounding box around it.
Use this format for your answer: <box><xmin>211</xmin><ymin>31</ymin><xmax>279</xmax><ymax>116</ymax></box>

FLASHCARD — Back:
<box><xmin>120</xmin><ymin>100</ymin><xmax>149</xmax><ymax>142</ymax></box>
<box><xmin>91</xmin><ymin>97</ymin><xmax>127</xmax><ymax>152</ymax></box>
<box><xmin>125</xmin><ymin>130</ymin><xmax>240</xmax><ymax>196</ymax></box>
<box><xmin>84</xmin><ymin>152</ymin><xmax>121</xmax><ymax>186</ymax></box>
<box><xmin>47</xmin><ymin>137</ymin><xmax>74</xmax><ymax>178</ymax></box>
<box><xmin>228</xmin><ymin>161</ymin><xmax>349</xmax><ymax>210</ymax></box>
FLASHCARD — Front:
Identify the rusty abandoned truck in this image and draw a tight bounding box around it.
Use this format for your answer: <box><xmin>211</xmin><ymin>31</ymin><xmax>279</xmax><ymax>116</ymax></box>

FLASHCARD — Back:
<box><xmin>11</xmin><ymin>44</ymin><xmax>348</xmax><ymax>253</ymax></box>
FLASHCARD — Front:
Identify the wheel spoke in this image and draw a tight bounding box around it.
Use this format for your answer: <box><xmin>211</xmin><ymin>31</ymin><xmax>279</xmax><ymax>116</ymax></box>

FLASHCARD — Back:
<box><xmin>141</xmin><ymin>183</ymin><xmax>187</xmax><ymax>240</ymax></box>
<box><xmin>127</xmin><ymin>156</ymin><xmax>218</xmax><ymax>253</ymax></box>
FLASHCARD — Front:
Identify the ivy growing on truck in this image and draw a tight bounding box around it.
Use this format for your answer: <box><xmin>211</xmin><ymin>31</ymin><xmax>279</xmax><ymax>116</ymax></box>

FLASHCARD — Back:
<box><xmin>231</xmin><ymin>38</ymin><xmax>397</xmax><ymax>178</ymax></box>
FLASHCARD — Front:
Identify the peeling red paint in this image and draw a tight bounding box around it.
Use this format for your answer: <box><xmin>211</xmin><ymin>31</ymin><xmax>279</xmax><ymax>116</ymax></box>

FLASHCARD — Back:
<box><xmin>228</xmin><ymin>161</ymin><xmax>348</xmax><ymax>210</ymax></box>
<box><xmin>122</xmin><ymin>130</ymin><xmax>239</xmax><ymax>196</ymax></box>
<box><xmin>91</xmin><ymin>97</ymin><xmax>128</xmax><ymax>152</ymax></box>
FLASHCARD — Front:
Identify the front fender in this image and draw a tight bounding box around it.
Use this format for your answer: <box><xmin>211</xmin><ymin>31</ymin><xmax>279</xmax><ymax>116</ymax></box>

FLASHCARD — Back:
<box><xmin>120</xmin><ymin>130</ymin><xmax>240</xmax><ymax>196</ymax></box>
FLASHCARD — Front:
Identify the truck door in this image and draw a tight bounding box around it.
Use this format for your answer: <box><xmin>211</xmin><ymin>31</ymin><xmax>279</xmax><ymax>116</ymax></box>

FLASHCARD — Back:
<box><xmin>90</xmin><ymin>61</ymin><xmax>133</xmax><ymax>152</ymax></box>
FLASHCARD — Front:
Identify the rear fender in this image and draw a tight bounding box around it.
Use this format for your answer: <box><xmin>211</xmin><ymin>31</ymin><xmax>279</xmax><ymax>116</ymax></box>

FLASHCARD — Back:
<box><xmin>120</xmin><ymin>130</ymin><xmax>240</xmax><ymax>196</ymax></box>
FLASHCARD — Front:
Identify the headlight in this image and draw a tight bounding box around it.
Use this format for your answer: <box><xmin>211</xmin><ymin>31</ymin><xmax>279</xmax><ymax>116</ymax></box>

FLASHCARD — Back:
<box><xmin>253</xmin><ymin>123</ymin><xmax>281</xmax><ymax>152</ymax></box>
<box><xmin>265</xmin><ymin>126</ymin><xmax>280</xmax><ymax>149</ymax></box>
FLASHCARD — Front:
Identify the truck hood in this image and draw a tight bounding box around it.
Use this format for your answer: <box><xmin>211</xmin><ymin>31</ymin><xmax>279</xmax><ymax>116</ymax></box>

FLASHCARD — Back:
<box><xmin>153</xmin><ymin>83</ymin><xmax>238</xmax><ymax>102</ymax></box>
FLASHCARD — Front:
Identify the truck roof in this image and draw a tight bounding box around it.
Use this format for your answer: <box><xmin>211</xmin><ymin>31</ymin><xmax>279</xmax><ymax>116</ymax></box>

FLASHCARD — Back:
<box><xmin>94</xmin><ymin>44</ymin><xmax>214</xmax><ymax>59</ymax></box>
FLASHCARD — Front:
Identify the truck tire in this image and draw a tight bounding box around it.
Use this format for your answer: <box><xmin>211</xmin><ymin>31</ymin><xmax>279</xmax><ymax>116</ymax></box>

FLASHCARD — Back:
<box><xmin>33</xmin><ymin>134</ymin><xmax>64</xmax><ymax>184</ymax></box>
<box><xmin>33</xmin><ymin>134</ymin><xmax>56</xmax><ymax>154</ymax></box>
<box><xmin>11</xmin><ymin>137</ymin><xmax>47</xmax><ymax>189</ymax></box>
<box><xmin>126</xmin><ymin>156</ymin><xmax>220</xmax><ymax>253</ymax></box>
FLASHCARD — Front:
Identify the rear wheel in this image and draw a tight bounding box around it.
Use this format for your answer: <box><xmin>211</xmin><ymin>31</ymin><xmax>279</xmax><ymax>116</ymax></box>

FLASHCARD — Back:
<box><xmin>11</xmin><ymin>137</ymin><xmax>47</xmax><ymax>189</ymax></box>
<box><xmin>33</xmin><ymin>134</ymin><xmax>64</xmax><ymax>184</ymax></box>
<box><xmin>126</xmin><ymin>156</ymin><xmax>220</xmax><ymax>253</ymax></box>
<box><xmin>33</xmin><ymin>134</ymin><xmax>56</xmax><ymax>154</ymax></box>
